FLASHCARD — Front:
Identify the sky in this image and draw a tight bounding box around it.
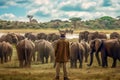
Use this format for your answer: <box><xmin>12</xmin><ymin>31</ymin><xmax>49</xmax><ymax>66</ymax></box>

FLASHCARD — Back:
<box><xmin>0</xmin><ymin>0</ymin><xmax>120</xmax><ymax>22</ymax></box>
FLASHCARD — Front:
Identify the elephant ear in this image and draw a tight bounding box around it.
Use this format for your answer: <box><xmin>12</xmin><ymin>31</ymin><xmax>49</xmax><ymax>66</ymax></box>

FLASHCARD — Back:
<box><xmin>94</xmin><ymin>39</ymin><xmax>103</xmax><ymax>52</ymax></box>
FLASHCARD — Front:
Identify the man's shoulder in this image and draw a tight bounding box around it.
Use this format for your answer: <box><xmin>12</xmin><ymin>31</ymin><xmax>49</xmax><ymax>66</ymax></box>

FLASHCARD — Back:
<box><xmin>58</xmin><ymin>39</ymin><xmax>69</xmax><ymax>42</ymax></box>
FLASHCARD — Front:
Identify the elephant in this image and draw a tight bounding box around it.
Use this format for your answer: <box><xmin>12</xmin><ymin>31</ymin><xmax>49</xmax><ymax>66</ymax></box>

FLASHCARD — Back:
<box><xmin>110</xmin><ymin>32</ymin><xmax>120</xmax><ymax>39</ymax></box>
<box><xmin>47</xmin><ymin>33</ymin><xmax>55</xmax><ymax>42</ymax></box>
<box><xmin>65</xmin><ymin>28</ymin><xmax>74</xmax><ymax>34</ymax></box>
<box><xmin>88</xmin><ymin>31</ymin><xmax>107</xmax><ymax>42</ymax></box>
<box><xmin>16</xmin><ymin>39</ymin><xmax>35</xmax><ymax>68</ymax></box>
<box><xmin>34</xmin><ymin>40</ymin><xmax>45</xmax><ymax>61</ymax></box>
<box><xmin>37</xmin><ymin>33</ymin><xmax>47</xmax><ymax>40</ymax></box>
<box><xmin>88</xmin><ymin>39</ymin><xmax>120</xmax><ymax>68</ymax></box>
<box><xmin>0</xmin><ymin>33</ymin><xmax>18</xmax><ymax>44</ymax></box>
<box><xmin>70</xmin><ymin>42</ymin><xmax>84</xmax><ymax>68</ymax></box>
<box><xmin>37</xmin><ymin>40</ymin><xmax>55</xmax><ymax>64</ymax></box>
<box><xmin>24</xmin><ymin>32</ymin><xmax>37</xmax><ymax>41</ymax></box>
<box><xmin>80</xmin><ymin>40</ymin><xmax>90</xmax><ymax>62</ymax></box>
<box><xmin>15</xmin><ymin>33</ymin><xmax>25</xmax><ymax>41</ymax></box>
<box><xmin>2</xmin><ymin>42</ymin><xmax>13</xmax><ymax>62</ymax></box>
<box><xmin>51</xmin><ymin>34</ymin><xmax>60</xmax><ymax>41</ymax></box>
<box><xmin>24</xmin><ymin>32</ymin><xmax>32</xmax><ymax>38</ymax></box>
<box><xmin>0</xmin><ymin>42</ymin><xmax>3</xmax><ymax>63</ymax></box>
<box><xmin>69</xmin><ymin>28</ymin><xmax>74</xmax><ymax>34</ymax></box>
<box><xmin>79</xmin><ymin>31</ymin><xmax>89</xmax><ymax>42</ymax></box>
<box><xmin>47</xmin><ymin>33</ymin><xmax>60</xmax><ymax>42</ymax></box>
<box><xmin>0</xmin><ymin>41</ymin><xmax>13</xmax><ymax>64</ymax></box>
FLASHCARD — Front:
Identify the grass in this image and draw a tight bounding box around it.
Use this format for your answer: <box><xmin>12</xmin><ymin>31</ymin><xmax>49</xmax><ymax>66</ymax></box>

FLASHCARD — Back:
<box><xmin>0</xmin><ymin>29</ymin><xmax>120</xmax><ymax>80</ymax></box>
<box><xmin>0</xmin><ymin>43</ymin><xmax>119</xmax><ymax>80</ymax></box>
<box><xmin>1</xmin><ymin>29</ymin><xmax>120</xmax><ymax>34</ymax></box>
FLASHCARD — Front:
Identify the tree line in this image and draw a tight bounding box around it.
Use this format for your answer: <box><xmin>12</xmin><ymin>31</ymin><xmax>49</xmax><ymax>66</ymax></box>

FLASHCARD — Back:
<box><xmin>0</xmin><ymin>16</ymin><xmax>120</xmax><ymax>29</ymax></box>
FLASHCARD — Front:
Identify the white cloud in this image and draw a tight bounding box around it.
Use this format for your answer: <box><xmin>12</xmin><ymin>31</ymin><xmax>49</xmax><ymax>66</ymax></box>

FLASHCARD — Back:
<box><xmin>28</xmin><ymin>9</ymin><xmax>39</xmax><ymax>15</ymax></box>
<box><xmin>0</xmin><ymin>13</ymin><xmax>28</xmax><ymax>22</ymax></box>
<box><xmin>81</xmin><ymin>2</ymin><xmax>97</xmax><ymax>9</ymax></box>
<box><xmin>0</xmin><ymin>13</ymin><xmax>16</xmax><ymax>20</ymax></box>
<box><xmin>34</xmin><ymin>0</ymin><xmax>50</xmax><ymax>5</ymax></box>
<box><xmin>0</xmin><ymin>0</ymin><xmax>120</xmax><ymax>22</ymax></box>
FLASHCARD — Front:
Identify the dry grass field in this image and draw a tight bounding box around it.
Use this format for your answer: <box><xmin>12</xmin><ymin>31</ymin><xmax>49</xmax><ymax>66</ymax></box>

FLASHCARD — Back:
<box><xmin>0</xmin><ymin>29</ymin><xmax>120</xmax><ymax>80</ymax></box>
<box><xmin>0</xmin><ymin>29</ymin><xmax>120</xmax><ymax>34</ymax></box>
<box><xmin>0</xmin><ymin>45</ymin><xmax>120</xmax><ymax>80</ymax></box>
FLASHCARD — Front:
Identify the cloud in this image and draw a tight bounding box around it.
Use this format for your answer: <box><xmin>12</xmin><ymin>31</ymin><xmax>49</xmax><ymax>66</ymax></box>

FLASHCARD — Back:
<box><xmin>81</xmin><ymin>2</ymin><xmax>97</xmax><ymax>9</ymax></box>
<box><xmin>0</xmin><ymin>13</ymin><xmax>28</xmax><ymax>22</ymax></box>
<box><xmin>0</xmin><ymin>13</ymin><xmax>16</xmax><ymax>20</ymax></box>
<box><xmin>0</xmin><ymin>0</ymin><xmax>120</xmax><ymax>22</ymax></box>
<box><xmin>35</xmin><ymin>11</ymin><xmax>51</xmax><ymax>17</ymax></box>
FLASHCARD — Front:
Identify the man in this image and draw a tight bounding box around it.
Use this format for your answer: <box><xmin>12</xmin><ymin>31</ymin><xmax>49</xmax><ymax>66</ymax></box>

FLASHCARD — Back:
<box><xmin>54</xmin><ymin>32</ymin><xmax>70</xmax><ymax>80</ymax></box>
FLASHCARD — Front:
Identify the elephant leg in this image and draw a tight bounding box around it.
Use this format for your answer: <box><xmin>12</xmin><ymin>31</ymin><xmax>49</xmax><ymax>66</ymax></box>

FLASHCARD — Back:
<box><xmin>95</xmin><ymin>52</ymin><xmax>101</xmax><ymax>66</ymax></box>
<box><xmin>37</xmin><ymin>53</ymin><xmax>40</xmax><ymax>61</ymax></box>
<box><xmin>28</xmin><ymin>58</ymin><xmax>32</xmax><ymax>68</ymax></box>
<box><xmin>9</xmin><ymin>55</ymin><xmax>12</xmax><ymax>61</ymax></box>
<box><xmin>85</xmin><ymin>54</ymin><xmax>88</xmax><ymax>63</ymax></box>
<box><xmin>4</xmin><ymin>55</ymin><xmax>8</xmax><ymax>62</ymax></box>
<box><xmin>40</xmin><ymin>54</ymin><xmax>44</xmax><ymax>64</ymax></box>
<box><xmin>32</xmin><ymin>54</ymin><xmax>35</xmax><ymax>62</ymax></box>
<box><xmin>101</xmin><ymin>50</ymin><xmax>107</xmax><ymax>68</ymax></box>
<box><xmin>79</xmin><ymin>58</ymin><xmax>82</xmax><ymax>68</ymax></box>
<box><xmin>70</xmin><ymin>59</ymin><xmax>73</xmax><ymax>68</ymax></box>
<box><xmin>19</xmin><ymin>60</ymin><xmax>24</xmax><ymax>68</ymax></box>
<box><xmin>41</xmin><ymin>57</ymin><xmax>44</xmax><ymax>64</ymax></box>
<box><xmin>53</xmin><ymin>62</ymin><xmax>56</xmax><ymax>68</ymax></box>
<box><xmin>45</xmin><ymin>57</ymin><xmax>48</xmax><ymax>63</ymax></box>
<box><xmin>50</xmin><ymin>55</ymin><xmax>54</xmax><ymax>63</ymax></box>
<box><xmin>50</xmin><ymin>56</ymin><xmax>52</xmax><ymax>63</ymax></box>
<box><xmin>101</xmin><ymin>54</ymin><xmax>106</xmax><ymax>67</ymax></box>
<box><xmin>1</xmin><ymin>57</ymin><xmax>4</xmax><ymax>64</ymax></box>
<box><xmin>105</xmin><ymin>57</ymin><xmax>108</xmax><ymax>67</ymax></box>
<box><xmin>74</xmin><ymin>60</ymin><xmax>77</xmax><ymax>68</ymax></box>
<box><xmin>71</xmin><ymin>59</ymin><xmax>75</xmax><ymax>68</ymax></box>
<box><xmin>111</xmin><ymin>58</ymin><xmax>117</xmax><ymax>68</ymax></box>
<box><xmin>24</xmin><ymin>59</ymin><xmax>28</xmax><ymax>67</ymax></box>
<box><xmin>101</xmin><ymin>58</ymin><xmax>105</xmax><ymax>67</ymax></box>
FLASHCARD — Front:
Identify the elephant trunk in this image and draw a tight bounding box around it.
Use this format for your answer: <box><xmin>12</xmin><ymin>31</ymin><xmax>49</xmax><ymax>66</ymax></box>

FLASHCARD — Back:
<box><xmin>95</xmin><ymin>40</ymin><xmax>103</xmax><ymax>66</ymax></box>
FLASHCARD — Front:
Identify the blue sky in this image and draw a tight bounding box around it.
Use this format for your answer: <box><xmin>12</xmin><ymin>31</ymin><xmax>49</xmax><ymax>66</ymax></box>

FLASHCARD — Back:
<box><xmin>0</xmin><ymin>0</ymin><xmax>120</xmax><ymax>22</ymax></box>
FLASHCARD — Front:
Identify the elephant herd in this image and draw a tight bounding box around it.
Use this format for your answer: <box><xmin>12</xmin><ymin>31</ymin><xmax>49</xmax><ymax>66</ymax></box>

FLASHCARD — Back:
<box><xmin>79</xmin><ymin>31</ymin><xmax>120</xmax><ymax>68</ymax></box>
<box><xmin>0</xmin><ymin>32</ymin><xmax>60</xmax><ymax>68</ymax></box>
<box><xmin>79</xmin><ymin>31</ymin><xmax>120</xmax><ymax>42</ymax></box>
<box><xmin>24</xmin><ymin>32</ymin><xmax>60</xmax><ymax>42</ymax></box>
<box><xmin>0</xmin><ymin>30</ymin><xmax>120</xmax><ymax>68</ymax></box>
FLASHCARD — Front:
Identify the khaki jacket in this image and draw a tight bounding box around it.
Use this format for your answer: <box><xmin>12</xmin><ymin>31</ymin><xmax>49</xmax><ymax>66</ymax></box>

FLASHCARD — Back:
<box><xmin>55</xmin><ymin>38</ymin><xmax>70</xmax><ymax>62</ymax></box>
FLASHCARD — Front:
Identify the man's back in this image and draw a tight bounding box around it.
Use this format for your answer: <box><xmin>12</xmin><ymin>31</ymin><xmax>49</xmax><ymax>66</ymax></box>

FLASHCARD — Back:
<box><xmin>55</xmin><ymin>38</ymin><xmax>70</xmax><ymax>63</ymax></box>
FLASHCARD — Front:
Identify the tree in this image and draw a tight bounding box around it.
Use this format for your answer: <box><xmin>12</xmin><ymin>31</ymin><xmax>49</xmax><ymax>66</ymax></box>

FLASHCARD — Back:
<box><xmin>98</xmin><ymin>16</ymin><xmax>116</xmax><ymax>29</ymax></box>
<box><xmin>69</xmin><ymin>17</ymin><xmax>81</xmax><ymax>29</ymax></box>
<box><xmin>100</xmin><ymin>16</ymin><xmax>115</xmax><ymax>21</ymax></box>
<box><xmin>116</xmin><ymin>16</ymin><xmax>120</xmax><ymax>20</ymax></box>
<box><xmin>27</xmin><ymin>15</ymin><xmax>33</xmax><ymax>23</ymax></box>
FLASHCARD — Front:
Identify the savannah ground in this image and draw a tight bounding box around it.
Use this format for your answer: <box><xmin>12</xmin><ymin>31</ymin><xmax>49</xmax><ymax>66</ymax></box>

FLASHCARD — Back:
<box><xmin>0</xmin><ymin>29</ymin><xmax>120</xmax><ymax>80</ymax></box>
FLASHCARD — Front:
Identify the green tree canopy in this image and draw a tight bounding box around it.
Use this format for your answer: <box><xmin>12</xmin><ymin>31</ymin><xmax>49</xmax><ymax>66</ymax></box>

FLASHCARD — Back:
<box><xmin>69</xmin><ymin>17</ymin><xmax>82</xmax><ymax>29</ymax></box>
<box><xmin>69</xmin><ymin>17</ymin><xmax>81</xmax><ymax>22</ymax></box>
<box><xmin>99</xmin><ymin>16</ymin><xmax>115</xmax><ymax>21</ymax></box>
